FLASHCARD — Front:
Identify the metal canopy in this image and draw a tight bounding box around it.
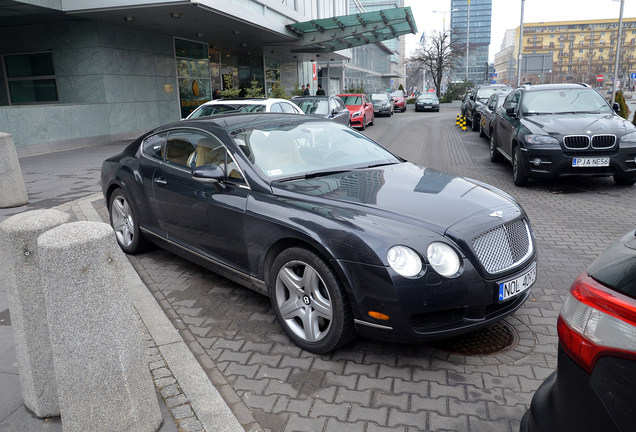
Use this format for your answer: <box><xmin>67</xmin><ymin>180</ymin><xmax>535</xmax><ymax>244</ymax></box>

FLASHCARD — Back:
<box><xmin>287</xmin><ymin>7</ymin><xmax>417</xmax><ymax>54</ymax></box>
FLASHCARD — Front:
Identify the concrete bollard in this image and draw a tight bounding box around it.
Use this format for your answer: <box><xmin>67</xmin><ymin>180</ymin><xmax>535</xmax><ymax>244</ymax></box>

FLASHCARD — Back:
<box><xmin>0</xmin><ymin>132</ymin><xmax>29</xmax><ymax>208</ymax></box>
<box><xmin>0</xmin><ymin>209</ymin><xmax>70</xmax><ymax>418</ymax></box>
<box><xmin>37</xmin><ymin>221</ymin><xmax>162</xmax><ymax>432</ymax></box>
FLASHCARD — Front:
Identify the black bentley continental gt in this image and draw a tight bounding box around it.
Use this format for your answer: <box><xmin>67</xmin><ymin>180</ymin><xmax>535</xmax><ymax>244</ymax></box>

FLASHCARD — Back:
<box><xmin>101</xmin><ymin>113</ymin><xmax>538</xmax><ymax>353</ymax></box>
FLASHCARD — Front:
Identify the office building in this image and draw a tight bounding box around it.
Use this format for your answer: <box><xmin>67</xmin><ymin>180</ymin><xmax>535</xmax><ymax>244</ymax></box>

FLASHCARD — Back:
<box><xmin>508</xmin><ymin>18</ymin><xmax>636</xmax><ymax>86</ymax></box>
<box><xmin>0</xmin><ymin>0</ymin><xmax>415</xmax><ymax>154</ymax></box>
<box><xmin>450</xmin><ymin>0</ymin><xmax>493</xmax><ymax>85</ymax></box>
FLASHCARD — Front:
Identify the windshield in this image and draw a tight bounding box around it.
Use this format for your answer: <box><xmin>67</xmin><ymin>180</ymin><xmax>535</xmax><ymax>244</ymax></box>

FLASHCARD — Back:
<box><xmin>339</xmin><ymin>95</ymin><xmax>362</xmax><ymax>105</ymax></box>
<box><xmin>189</xmin><ymin>103</ymin><xmax>265</xmax><ymax>118</ymax></box>
<box><xmin>295</xmin><ymin>99</ymin><xmax>330</xmax><ymax>116</ymax></box>
<box><xmin>522</xmin><ymin>89</ymin><xmax>613</xmax><ymax>114</ymax></box>
<box><xmin>232</xmin><ymin>121</ymin><xmax>400</xmax><ymax>181</ymax></box>
<box><xmin>391</xmin><ymin>90</ymin><xmax>404</xmax><ymax>98</ymax></box>
<box><xmin>476</xmin><ymin>87</ymin><xmax>511</xmax><ymax>100</ymax></box>
<box><xmin>417</xmin><ymin>95</ymin><xmax>438</xmax><ymax>102</ymax></box>
<box><xmin>369</xmin><ymin>93</ymin><xmax>389</xmax><ymax>102</ymax></box>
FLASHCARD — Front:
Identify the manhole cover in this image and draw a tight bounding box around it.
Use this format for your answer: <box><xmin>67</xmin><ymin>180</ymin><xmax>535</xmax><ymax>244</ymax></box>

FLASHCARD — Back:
<box><xmin>430</xmin><ymin>321</ymin><xmax>518</xmax><ymax>355</ymax></box>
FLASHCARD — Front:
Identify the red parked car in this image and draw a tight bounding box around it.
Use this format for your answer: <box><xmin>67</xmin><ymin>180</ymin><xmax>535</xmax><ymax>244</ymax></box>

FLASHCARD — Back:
<box><xmin>337</xmin><ymin>93</ymin><xmax>374</xmax><ymax>130</ymax></box>
<box><xmin>390</xmin><ymin>90</ymin><xmax>407</xmax><ymax>112</ymax></box>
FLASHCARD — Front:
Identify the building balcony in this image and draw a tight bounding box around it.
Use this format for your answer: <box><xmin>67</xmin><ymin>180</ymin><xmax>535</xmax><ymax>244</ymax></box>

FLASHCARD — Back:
<box><xmin>584</xmin><ymin>35</ymin><xmax>600</xmax><ymax>40</ymax></box>
<box><xmin>558</xmin><ymin>36</ymin><xmax>575</xmax><ymax>41</ymax></box>
<box><xmin>527</xmin><ymin>37</ymin><xmax>543</xmax><ymax>43</ymax></box>
<box><xmin>558</xmin><ymin>52</ymin><xmax>574</xmax><ymax>57</ymax></box>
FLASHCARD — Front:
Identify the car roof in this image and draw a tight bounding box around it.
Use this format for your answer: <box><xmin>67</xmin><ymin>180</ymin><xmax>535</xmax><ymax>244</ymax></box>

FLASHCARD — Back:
<box><xmin>199</xmin><ymin>98</ymin><xmax>291</xmax><ymax>106</ymax></box>
<box><xmin>517</xmin><ymin>83</ymin><xmax>593</xmax><ymax>92</ymax></box>
<box><xmin>163</xmin><ymin>112</ymin><xmax>326</xmax><ymax>133</ymax></box>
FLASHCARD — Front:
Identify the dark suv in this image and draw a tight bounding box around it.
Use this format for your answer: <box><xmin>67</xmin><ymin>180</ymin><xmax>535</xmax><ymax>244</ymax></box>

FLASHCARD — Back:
<box><xmin>465</xmin><ymin>84</ymin><xmax>512</xmax><ymax>131</ymax></box>
<box><xmin>490</xmin><ymin>83</ymin><xmax>636</xmax><ymax>186</ymax></box>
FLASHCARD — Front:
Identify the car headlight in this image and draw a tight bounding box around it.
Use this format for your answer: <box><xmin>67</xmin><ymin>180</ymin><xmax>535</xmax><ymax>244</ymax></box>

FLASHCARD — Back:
<box><xmin>524</xmin><ymin>134</ymin><xmax>560</xmax><ymax>148</ymax></box>
<box><xmin>387</xmin><ymin>246</ymin><xmax>422</xmax><ymax>277</ymax></box>
<box><xmin>620</xmin><ymin>131</ymin><xmax>636</xmax><ymax>147</ymax></box>
<box><xmin>382</xmin><ymin>103</ymin><xmax>390</xmax><ymax>108</ymax></box>
<box><xmin>426</xmin><ymin>242</ymin><xmax>460</xmax><ymax>277</ymax></box>
<box><xmin>352</xmin><ymin>111</ymin><xmax>362</xmax><ymax>118</ymax></box>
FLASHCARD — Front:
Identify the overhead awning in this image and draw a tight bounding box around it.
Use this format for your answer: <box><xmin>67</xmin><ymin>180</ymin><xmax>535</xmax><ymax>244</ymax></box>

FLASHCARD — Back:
<box><xmin>286</xmin><ymin>7</ymin><xmax>417</xmax><ymax>54</ymax></box>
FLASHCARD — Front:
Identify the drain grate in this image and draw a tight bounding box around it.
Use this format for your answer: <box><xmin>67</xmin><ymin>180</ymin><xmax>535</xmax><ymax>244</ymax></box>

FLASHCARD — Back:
<box><xmin>430</xmin><ymin>321</ymin><xmax>517</xmax><ymax>355</ymax></box>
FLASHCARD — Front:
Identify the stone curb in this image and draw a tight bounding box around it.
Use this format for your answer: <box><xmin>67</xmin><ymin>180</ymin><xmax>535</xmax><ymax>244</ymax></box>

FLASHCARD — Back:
<box><xmin>60</xmin><ymin>193</ymin><xmax>244</xmax><ymax>432</ymax></box>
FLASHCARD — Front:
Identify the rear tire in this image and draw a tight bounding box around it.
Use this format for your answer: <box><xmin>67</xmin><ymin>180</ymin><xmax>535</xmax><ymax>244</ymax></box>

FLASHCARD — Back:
<box><xmin>109</xmin><ymin>189</ymin><xmax>149</xmax><ymax>254</ymax></box>
<box><xmin>270</xmin><ymin>247</ymin><xmax>356</xmax><ymax>353</ymax></box>
<box><xmin>490</xmin><ymin>132</ymin><xmax>504</xmax><ymax>163</ymax></box>
<box><xmin>369</xmin><ymin>114</ymin><xmax>374</xmax><ymax>126</ymax></box>
<box><xmin>513</xmin><ymin>145</ymin><xmax>530</xmax><ymax>186</ymax></box>
<box><xmin>471</xmin><ymin>115</ymin><xmax>479</xmax><ymax>131</ymax></box>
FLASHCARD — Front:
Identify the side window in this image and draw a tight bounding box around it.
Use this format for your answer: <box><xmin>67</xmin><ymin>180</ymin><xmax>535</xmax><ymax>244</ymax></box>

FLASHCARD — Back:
<box><xmin>503</xmin><ymin>91</ymin><xmax>520</xmax><ymax>113</ymax></box>
<box><xmin>192</xmin><ymin>134</ymin><xmax>246</xmax><ymax>185</ymax></box>
<box><xmin>270</xmin><ymin>103</ymin><xmax>283</xmax><ymax>113</ymax></box>
<box><xmin>329</xmin><ymin>99</ymin><xmax>337</xmax><ymax>113</ymax></box>
<box><xmin>141</xmin><ymin>132</ymin><xmax>166</xmax><ymax>161</ymax></box>
<box><xmin>281</xmin><ymin>102</ymin><xmax>297</xmax><ymax>113</ymax></box>
<box><xmin>363</xmin><ymin>95</ymin><xmax>370</xmax><ymax>105</ymax></box>
<box><xmin>165</xmin><ymin>131</ymin><xmax>200</xmax><ymax>168</ymax></box>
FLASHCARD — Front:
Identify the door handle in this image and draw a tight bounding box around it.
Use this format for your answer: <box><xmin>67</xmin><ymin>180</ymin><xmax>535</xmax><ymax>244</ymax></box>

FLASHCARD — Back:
<box><xmin>154</xmin><ymin>178</ymin><xmax>167</xmax><ymax>185</ymax></box>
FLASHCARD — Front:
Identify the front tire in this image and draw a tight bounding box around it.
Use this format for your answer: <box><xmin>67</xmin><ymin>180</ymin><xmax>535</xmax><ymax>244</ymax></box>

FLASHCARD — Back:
<box><xmin>513</xmin><ymin>145</ymin><xmax>530</xmax><ymax>186</ymax></box>
<box><xmin>614</xmin><ymin>175</ymin><xmax>636</xmax><ymax>186</ymax></box>
<box><xmin>479</xmin><ymin>122</ymin><xmax>486</xmax><ymax>138</ymax></box>
<box><xmin>360</xmin><ymin>115</ymin><xmax>366</xmax><ymax>130</ymax></box>
<box><xmin>270</xmin><ymin>247</ymin><xmax>355</xmax><ymax>353</ymax></box>
<box><xmin>109</xmin><ymin>188</ymin><xmax>149</xmax><ymax>254</ymax></box>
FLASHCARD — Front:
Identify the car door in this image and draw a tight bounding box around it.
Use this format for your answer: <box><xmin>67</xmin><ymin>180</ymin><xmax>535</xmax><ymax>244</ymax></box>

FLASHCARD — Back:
<box><xmin>498</xmin><ymin>90</ymin><xmax>522</xmax><ymax>159</ymax></box>
<box><xmin>135</xmin><ymin>132</ymin><xmax>168</xmax><ymax>238</ymax></box>
<box><xmin>152</xmin><ymin>128</ymin><xmax>251</xmax><ymax>275</ymax></box>
<box><xmin>362</xmin><ymin>95</ymin><xmax>373</xmax><ymax>118</ymax></box>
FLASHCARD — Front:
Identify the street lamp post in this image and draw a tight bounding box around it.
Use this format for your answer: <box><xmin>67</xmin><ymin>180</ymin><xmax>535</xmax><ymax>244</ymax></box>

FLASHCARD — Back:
<box><xmin>517</xmin><ymin>0</ymin><xmax>526</xmax><ymax>87</ymax></box>
<box><xmin>432</xmin><ymin>9</ymin><xmax>458</xmax><ymax>34</ymax></box>
<box><xmin>611</xmin><ymin>0</ymin><xmax>625</xmax><ymax>107</ymax></box>
<box><xmin>466</xmin><ymin>0</ymin><xmax>470</xmax><ymax>81</ymax></box>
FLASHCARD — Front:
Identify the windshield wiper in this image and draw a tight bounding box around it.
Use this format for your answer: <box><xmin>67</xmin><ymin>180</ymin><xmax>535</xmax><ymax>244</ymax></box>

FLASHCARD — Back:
<box><xmin>364</xmin><ymin>161</ymin><xmax>399</xmax><ymax>168</ymax></box>
<box><xmin>276</xmin><ymin>170</ymin><xmax>350</xmax><ymax>182</ymax></box>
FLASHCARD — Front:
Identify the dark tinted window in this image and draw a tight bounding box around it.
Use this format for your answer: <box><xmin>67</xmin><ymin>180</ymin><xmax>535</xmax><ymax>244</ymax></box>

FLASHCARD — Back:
<box><xmin>142</xmin><ymin>133</ymin><xmax>167</xmax><ymax>161</ymax></box>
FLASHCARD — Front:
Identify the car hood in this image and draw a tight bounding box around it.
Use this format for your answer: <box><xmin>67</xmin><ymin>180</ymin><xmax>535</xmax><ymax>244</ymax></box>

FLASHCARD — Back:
<box><xmin>522</xmin><ymin>113</ymin><xmax>633</xmax><ymax>136</ymax></box>
<box><xmin>271</xmin><ymin>162</ymin><xmax>518</xmax><ymax>235</ymax></box>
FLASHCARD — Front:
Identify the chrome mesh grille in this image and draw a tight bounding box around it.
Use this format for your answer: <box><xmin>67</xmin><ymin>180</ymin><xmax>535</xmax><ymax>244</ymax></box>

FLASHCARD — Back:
<box><xmin>472</xmin><ymin>219</ymin><xmax>532</xmax><ymax>274</ymax></box>
<box><xmin>591</xmin><ymin>135</ymin><xmax>616</xmax><ymax>149</ymax></box>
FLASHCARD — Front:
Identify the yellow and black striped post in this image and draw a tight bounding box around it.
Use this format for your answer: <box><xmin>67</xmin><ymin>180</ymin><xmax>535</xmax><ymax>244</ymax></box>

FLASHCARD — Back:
<box><xmin>456</xmin><ymin>114</ymin><xmax>460</xmax><ymax>126</ymax></box>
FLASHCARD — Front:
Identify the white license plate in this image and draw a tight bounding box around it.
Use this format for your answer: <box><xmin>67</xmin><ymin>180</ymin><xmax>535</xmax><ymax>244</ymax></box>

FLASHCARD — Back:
<box><xmin>572</xmin><ymin>157</ymin><xmax>610</xmax><ymax>167</ymax></box>
<box><xmin>498</xmin><ymin>264</ymin><xmax>537</xmax><ymax>302</ymax></box>
<box><xmin>425</xmin><ymin>105</ymin><xmax>432</xmax><ymax>108</ymax></box>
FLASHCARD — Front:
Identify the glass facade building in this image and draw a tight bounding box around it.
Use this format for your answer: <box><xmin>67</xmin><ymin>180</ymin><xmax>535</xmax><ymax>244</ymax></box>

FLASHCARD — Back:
<box><xmin>450</xmin><ymin>0</ymin><xmax>493</xmax><ymax>85</ymax></box>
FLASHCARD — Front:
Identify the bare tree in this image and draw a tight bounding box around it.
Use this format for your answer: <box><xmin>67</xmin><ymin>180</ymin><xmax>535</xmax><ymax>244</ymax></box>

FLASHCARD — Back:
<box><xmin>409</xmin><ymin>30</ymin><xmax>465</xmax><ymax>98</ymax></box>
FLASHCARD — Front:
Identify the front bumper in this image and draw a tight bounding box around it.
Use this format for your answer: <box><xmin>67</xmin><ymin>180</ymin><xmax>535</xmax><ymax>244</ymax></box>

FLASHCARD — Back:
<box><xmin>415</xmin><ymin>103</ymin><xmax>439</xmax><ymax>111</ymax></box>
<box><xmin>336</xmin><ymin>257</ymin><xmax>536</xmax><ymax>343</ymax></box>
<box><xmin>373</xmin><ymin>106</ymin><xmax>392</xmax><ymax>116</ymax></box>
<box><xmin>519</xmin><ymin>146</ymin><xmax>636</xmax><ymax>179</ymax></box>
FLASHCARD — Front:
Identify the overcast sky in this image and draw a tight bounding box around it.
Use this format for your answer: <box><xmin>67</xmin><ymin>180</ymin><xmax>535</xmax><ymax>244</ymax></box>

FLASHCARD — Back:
<box><xmin>404</xmin><ymin>0</ymin><xmax>636</xmax><ymax>61</ymax></box>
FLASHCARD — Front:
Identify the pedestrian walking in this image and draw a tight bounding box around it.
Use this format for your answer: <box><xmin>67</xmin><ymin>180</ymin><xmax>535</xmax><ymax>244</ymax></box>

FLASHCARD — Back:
<box><xmin>316</xmin><ymin>84</ymin><xmax>325</xmax><ymax>95</ymax></box>
<box><xmin>303</xmin><ymin>84</ymin><xmax>310</xmax><ymax>95</ymax></box>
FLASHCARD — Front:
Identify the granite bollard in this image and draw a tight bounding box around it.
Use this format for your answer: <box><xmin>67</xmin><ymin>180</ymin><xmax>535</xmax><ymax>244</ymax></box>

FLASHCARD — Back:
<box><xmin>0</xmin><ymin>209</ymin><xmax>70</xmax><ymax>417</ymax></box>
<box><xmin>37</xmin><ymin>221</ymin><xmax>162</xmax><ymax>432</ymax></box>
<box><xmin>0</xmin><ymin>132</ymin><xmax>29</xmax><ymax>208</ymax></box>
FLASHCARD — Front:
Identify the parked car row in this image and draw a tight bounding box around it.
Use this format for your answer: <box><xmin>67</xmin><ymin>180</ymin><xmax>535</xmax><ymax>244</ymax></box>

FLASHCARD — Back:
<box><xmin>183</xmin><ymin>90</ymin><xmax>410</xmax><ymax>132</ymax></box>
<box><xmin>469</xmin><ymin>82</ymin><xmax>636</xmax><ymax>186</ymax></box>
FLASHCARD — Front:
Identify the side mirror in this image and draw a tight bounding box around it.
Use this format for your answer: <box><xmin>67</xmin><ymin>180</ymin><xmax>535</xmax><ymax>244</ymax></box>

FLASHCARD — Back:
<box><xmin>192</xmin><ymin>164</ymin><xmax>225</xmax><ymax>183</ymax></box>
<box><xmin>613</xmin><ymin>102</ymin><xmax>620</xmax><ymax>113</ymax></box>
<box><xmin>505</xmin><ymin>106</ymin><xmax>516</xmax><ymax>116</ymax></box>
<box><xmin>332</xmin><ymin>109</ymin><xmax>339</xmax><ymax>116</ymax></box>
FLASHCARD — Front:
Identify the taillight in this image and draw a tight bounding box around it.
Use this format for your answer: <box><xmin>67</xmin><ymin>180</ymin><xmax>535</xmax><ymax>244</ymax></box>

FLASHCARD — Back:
<box><xmin>558</xmin><ymin>272</ymin><xmax>636</xmax><ymax>374</ymax></box>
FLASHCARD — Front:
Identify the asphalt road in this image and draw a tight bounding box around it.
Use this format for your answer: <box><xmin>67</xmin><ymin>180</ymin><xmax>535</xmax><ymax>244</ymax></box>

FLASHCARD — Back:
<box><xmin>121</xmin><ymin>107</ymin><xmax>636</xmax><ymax>432</ymax></box>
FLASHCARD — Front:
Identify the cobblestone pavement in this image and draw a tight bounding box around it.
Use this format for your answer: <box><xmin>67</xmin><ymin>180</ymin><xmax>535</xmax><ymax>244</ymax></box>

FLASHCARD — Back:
<box><xmin>117</xmin><ymin>109</ymin><xmax>636</xmax><ymax>432</ymax></box>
